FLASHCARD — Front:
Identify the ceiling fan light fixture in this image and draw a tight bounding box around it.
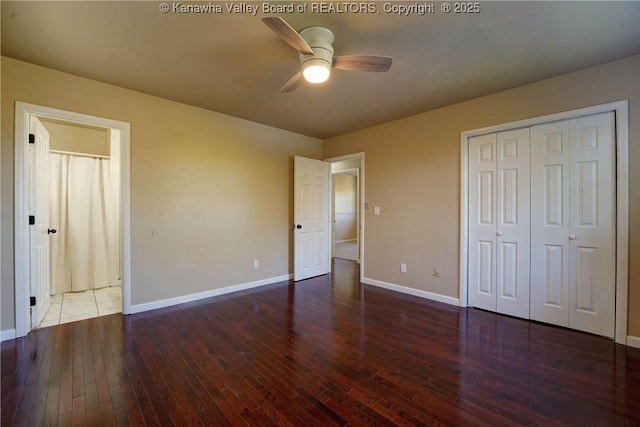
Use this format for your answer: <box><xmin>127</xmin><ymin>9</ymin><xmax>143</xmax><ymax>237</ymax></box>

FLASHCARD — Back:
<box><xmin>302</xmin><ymin>58</ymin><xmax>331</xmax><ymax>83</ymax></box>
<box><xmin>262</xmin><ymin>18</ymin><xmax>392</xmax><ymax>93</ymax></box>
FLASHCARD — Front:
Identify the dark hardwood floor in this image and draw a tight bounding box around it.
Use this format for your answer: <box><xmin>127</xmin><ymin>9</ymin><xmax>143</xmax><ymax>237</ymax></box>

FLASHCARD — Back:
<box><xmin>2</xmin><ymin>259</ymin><xmax>640</xmax><ymax>426</ymax></box>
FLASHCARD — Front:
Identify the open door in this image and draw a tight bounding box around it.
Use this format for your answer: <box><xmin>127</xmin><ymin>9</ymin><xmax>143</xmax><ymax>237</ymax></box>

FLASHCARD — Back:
<box><xmin>293</xmin><ymin>156</ymin><xmax>330</xmax><ymax>281</ymax></box>
<box><xmin>29</xmin><ymin>116</ymin><xmax>52</xmax><ymax>328</ymax></box>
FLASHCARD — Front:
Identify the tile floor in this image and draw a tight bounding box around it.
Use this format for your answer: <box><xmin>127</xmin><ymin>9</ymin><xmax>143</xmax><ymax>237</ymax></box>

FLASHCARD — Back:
<box><xmin>38</xmin><ymin>286</ymin><xmax>122</xmax><ymax>328</ymax></box>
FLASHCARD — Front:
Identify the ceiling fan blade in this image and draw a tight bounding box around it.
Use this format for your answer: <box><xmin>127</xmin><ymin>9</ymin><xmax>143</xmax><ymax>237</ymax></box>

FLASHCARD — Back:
<box><xmin>262</xmin><ymin>17</ymin><xmax>314</xmax><ymax>55</ymax></box>
<box><xmin>280</xmin><ymin>71</ymin><xmax>304</xmax><ymax>93</ymax></box>
<box><xmin>333</xmin><ymin>56</ymin><xmax>393</xmax><ymax>72</ymax></box>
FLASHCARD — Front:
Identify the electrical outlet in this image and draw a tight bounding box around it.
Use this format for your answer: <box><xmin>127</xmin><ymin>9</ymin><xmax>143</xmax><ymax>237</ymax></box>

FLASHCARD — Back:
<box><xmin>253</xmin><ymin>259</ymin><xmax>260</xmax><ymax>269</ymax></box>
<box><xmin>401</xmin><ymin>263</ymin><xmax>407</xmax><ymax>273</ymax></box>
<box><xmin>374</xmin><ymin>206</ymin><xmax>381</xmax><ymax>216</ymax></box>
<box><xmin>434</xmin><ymin>267</ymin><xmax>441</xmax><ymax>278</ymax></box>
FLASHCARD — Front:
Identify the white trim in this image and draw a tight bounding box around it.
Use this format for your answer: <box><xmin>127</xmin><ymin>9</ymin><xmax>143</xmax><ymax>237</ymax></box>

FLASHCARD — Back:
<box><xmin>627</xmin><ymin>336</ymin><xmax>640</xmax><ymax>349</ymax></box>
<box><xmin>1</xmin><ymin>329</ymin><xmax>17</xmax><ymax>342</ymax></box>
<box><xmin>14</xmin><ymin>102</ymin><xmax>132</xmax><ymax>338</ymax></box>
<box><xmin>614</xmin><ymin>103</ymin><xmax>629</xmax><ymax>345</ymax></box>
<box><xmin>129</xmin><ymin>274</ymin><xmax>292</xmax><ymax>314</ymax></box>
<box><xmin>459</xmin><ymin>100</ymin><xmax>629</xmax><ymax>345</ymax></box>
<box><xmin>335</xmin><ymin>239</ymin><xmax>357</xmax><ymax>244</ymax></box>
<box><xmin>363</xmin><ymin>277</ymin><xmax>460</xmax><ymax>307</ymax></box>
<box><xmin>459</xmin><ymin>128</ymin><xmax>469</xmax><ymax>309</ymax></box>
<box><xmin>326</xmin><ymin>152</ymin><xmax>365</xmax><ymax>281</ymax></box>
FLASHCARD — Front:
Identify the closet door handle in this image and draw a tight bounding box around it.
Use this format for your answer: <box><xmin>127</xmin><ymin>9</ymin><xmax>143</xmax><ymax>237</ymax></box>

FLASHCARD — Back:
<box><xmin>568</xmin><ymin>234</ymin><xmax>577</xmax><ymax>240</ymax></box>
<box><xmin>496</xmin><ymin>231</ymin><xmax>503</xmax><ymax>237</ymax></box>
<box><xmin>47</xmin><ymin>229</ymin><xmax>57</xmax><ymax>234</ymax></box>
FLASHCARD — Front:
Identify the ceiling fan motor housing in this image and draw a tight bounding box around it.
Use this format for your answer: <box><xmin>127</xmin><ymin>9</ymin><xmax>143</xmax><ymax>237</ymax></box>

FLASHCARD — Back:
<box><xmin>299</xmin><ymin>26</ymin><xmax>335</xmax><ymax>69</ymax></box>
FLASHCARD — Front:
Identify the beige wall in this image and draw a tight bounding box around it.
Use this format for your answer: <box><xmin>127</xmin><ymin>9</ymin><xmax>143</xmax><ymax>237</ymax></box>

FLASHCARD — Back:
<box><xmin>324</xmin><ymin>55</ymin><xmax>640</xmax><ymax>336</ymax></box>
<box><xmin>334</xmin><ymin>174</ymin><xmax>357</xmax><ymax>241</ymax></box>
<box><xmin>1</xmin><ymin>57</ymin><xmax>322</xmax><ymax>331</ymax></box>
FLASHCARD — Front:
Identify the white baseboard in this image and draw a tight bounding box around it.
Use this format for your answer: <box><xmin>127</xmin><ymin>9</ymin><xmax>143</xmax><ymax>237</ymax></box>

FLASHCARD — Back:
<box><xmin>627</xmin><ymin>335</ymin><xmax>640</xmax><ymax>349</ymax></box>
<box><xmin>1</xmin><ymin>329</ymin><xmax>17</xmax><ymax>342</ymax></box>
<box><xmin>362</xmin><ymin>277</ymin><xmax>460</xmax><ymax>307</ymax></box>
<box><xmin>130</xmin><ymin>274</ymin><xmax>292</xmax><ymax>314</ymax></box>
<box><xmin>335</xmin><ymin>239</ymin><xmax>357</xmax><ymax>244</ymax></box>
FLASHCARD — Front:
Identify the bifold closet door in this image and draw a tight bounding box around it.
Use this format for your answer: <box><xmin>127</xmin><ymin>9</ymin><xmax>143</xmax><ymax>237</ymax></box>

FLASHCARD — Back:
<box><xmin>531</xmin><ymin>112</ymin><xmax>615</xmax><ymax>337</ymax></box>
<box><xmin>530</xmin><ymin>121</ymin><xmax>571</xmax><ymax>327</ymax></box>
<box><xmin>469</xmin><ymin>129</ymin><xmax>530</xmax><ymax>319</ymax></box>
<box><xmin>469</xmin><ymin>133</ymin><xmax>497</xmax><ymax>312</ymax></box>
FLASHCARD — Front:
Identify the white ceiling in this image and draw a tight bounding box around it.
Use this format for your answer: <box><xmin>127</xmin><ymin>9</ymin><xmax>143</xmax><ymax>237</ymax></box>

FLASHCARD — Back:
<box><xmin>2</xmin><ymin>1</ymin><xmax>639</xmax><ymax>139</ymax></box>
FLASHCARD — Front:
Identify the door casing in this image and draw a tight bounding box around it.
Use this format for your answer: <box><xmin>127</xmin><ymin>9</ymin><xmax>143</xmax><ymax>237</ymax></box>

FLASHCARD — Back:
<box><xmin>14</xmin><ymin>102</ymin><xmax>132</xmax><ymax>338</ymax></box>
<box><xmin>459</xmin><ymin>100</ymin><xmax>629</xmax><ymax>345</ymax></box>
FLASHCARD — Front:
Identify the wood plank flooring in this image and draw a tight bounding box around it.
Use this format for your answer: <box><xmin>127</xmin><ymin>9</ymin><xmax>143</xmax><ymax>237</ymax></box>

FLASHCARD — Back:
<box><xmin>2</xmin><ymin>259</ymin><xmax>640</xmax><ymax>426</ymax></box>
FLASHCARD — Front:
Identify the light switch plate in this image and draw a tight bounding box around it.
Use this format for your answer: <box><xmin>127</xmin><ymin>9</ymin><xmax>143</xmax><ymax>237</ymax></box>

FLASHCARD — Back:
<box><xmin>374</xmin><ymin>206</ymin><xmax>380</xmax><ymax>216</ymax></box>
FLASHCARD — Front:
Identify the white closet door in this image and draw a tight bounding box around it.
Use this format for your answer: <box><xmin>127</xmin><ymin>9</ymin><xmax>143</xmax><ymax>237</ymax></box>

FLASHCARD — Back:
<box><xmin>495</xmin><ymin>129</ymin><xmax>530</xmax><ymax>319</ymax></box>
<box><xmin>568</xmin><ymin>113</ymin><xmax>615</xmax><ymax>337</ymax></box>
<box><xmin>531</xmin><ymin>113</ymin><xmax>615</xmax><ymax>337</ymax></box>
<box><xmin>531</xmin><ymin>121</ymin><xmax>571</xmax><ymax>326</ymax></box>
<box><xmin>468</xmin><ymin>133</ymin><xmax>497</xmax><ymax>312</ymax></box>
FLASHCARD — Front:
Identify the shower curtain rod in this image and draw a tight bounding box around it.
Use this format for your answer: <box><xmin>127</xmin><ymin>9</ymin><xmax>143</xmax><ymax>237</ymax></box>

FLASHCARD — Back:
<box><xmin>49</xmin><ymin>149</ymin><xmax>110</xmax><ymax>159</ymax></box>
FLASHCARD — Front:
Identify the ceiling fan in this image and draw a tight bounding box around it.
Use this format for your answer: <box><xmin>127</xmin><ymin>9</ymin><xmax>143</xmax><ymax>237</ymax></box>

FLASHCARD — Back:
<box><xmin>262</xmin><ymin>17</ymin><xmax>393</xmax><ymax>93</ymax></box>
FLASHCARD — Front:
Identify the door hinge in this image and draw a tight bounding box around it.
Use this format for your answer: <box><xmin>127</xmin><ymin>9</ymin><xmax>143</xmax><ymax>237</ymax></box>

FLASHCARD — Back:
<box><xmin>30</xmin><ymin>296</ymin><xmax>36</xmax><ymax>307</ymax></box>
<box><xmin>29</xmin><ymin>215</ymin><xmax>35</xmax><ymax>225</ymax></box>
<box><xmin>28</xmin><ymin>133</ymin><xmax>35</xmax><ymax>144</ymax></box>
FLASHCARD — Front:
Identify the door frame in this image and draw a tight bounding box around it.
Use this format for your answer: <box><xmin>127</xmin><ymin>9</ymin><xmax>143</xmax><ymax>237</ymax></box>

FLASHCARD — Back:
<box><xmin>326</xmin><ymin>152</ymin><xmax>365</xmax><ymax>283</ymax></box>
<box><xmin>14</xmin><ymin>101</ymin><xmax>132</xmax><ymax>338</ymax></box>
<box><xmin>459</xmin><ymin>100</ymin><xmax>629</xmax><ymax>344</ymax></box>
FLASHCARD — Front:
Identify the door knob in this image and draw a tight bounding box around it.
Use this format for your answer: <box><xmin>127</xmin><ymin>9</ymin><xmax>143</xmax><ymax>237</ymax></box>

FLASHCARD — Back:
<box><xmin>47</xmin><ymin>229</ymin><xmax>57</xmax><ymax>234</ymax></box>
<box><xmin>296</xmin><ymin>224</ymin><xmax>302</xmax><ymax>229</ymax></box>
<box><xmin>568</xmin><ymin>234</ymin><xmax>577</xmax><ymax>240</ymax></box>
<box><xmin>496</xmin><ymin>231</ymin><xmax>503</xmax><ymax>237</ymax></box>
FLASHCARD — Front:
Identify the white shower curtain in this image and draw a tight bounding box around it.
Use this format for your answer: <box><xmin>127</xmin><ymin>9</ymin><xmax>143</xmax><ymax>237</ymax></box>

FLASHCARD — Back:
<box><xmin>49</xmin><ymin>153</ymin><xmax>120</xmax><ymax>294</ymax></box>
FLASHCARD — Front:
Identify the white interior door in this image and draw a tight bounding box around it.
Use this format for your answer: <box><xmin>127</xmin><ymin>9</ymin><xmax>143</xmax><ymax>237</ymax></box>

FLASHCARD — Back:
<box><xmin>468</xmin><ymin>133</ymin><xmax>497</xmax><ymax>312</ymax></box>
<box><xmin>469</xmin><ymin>130</ymin><xmax>530</xmax><ymax>318</ymax></box>
<box><xmin>568</xmin><ymin>113</ymin><xmax>615</xmax><ymax>337</ymax></box>
<box><xmin>531</xmin><ymin>112</ymin><xmax>615</xmax><ymax>337</ymax></box>
<box><xmin>29</xmin><ymin>116</ymin><xmax>52</xmax><ymax>328</ymax></box>
<box><xmin>294</xmin><ymin>156</ymin><xmax>330</xmax><ymax>281</ymax></box>
<box><xmin>531</xmin><ymin>120</ymin><xmax>571</xmax><ymax>327</ymax></box>
<box><xmin>495</xmin><ymin>128</ymin><xmax>530</xmax><ymax>319</ymax></box>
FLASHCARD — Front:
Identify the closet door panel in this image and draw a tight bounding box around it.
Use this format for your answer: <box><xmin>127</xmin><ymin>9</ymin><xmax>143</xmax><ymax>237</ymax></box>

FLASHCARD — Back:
<box><xmin>468</xmin><ymin>134</ymin><xmax>497</xmax><ymax>312</ymax></box>
<box><xmin>531</xmin><ymin>121</ymin><xmax>570</xmax><ymax>327</ymax></box>
<box><xmin>495</xmin><ymin>128</ymin><xmax>530</xmax><ymax>319</ymax></box>
<box><xmin>568</xmin><ymin>112</ymin><xmax>615</xmax><ymax>338</ymax></box>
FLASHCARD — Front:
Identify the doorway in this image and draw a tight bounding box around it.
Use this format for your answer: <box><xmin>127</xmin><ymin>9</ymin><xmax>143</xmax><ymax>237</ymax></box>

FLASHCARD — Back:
<box><xmin>327</xmin><ymin>153</ymin><xmax>365</xmax><ymax>282</ymax></box>
<box><xmin>14</xmin><ymin>102</ymin><xmax>131</xmax><ymax>338</ymax></box>
<box><xmin>332</xmin><ymin>169</ymin><xmax>359</xmax><ymax>262</ymax></box>
<box><xmin>38</xmin><ymin>118</ymin><xmax>122</xmax><ymax>328</ymax></box>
